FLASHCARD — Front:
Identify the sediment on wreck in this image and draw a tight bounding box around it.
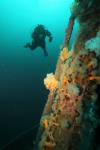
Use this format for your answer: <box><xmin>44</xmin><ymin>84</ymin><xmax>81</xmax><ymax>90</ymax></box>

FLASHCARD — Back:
<box><xmin>34</xmin><ymin>0</ymin><xmax>100</xmax><ymax>150</ymax></box>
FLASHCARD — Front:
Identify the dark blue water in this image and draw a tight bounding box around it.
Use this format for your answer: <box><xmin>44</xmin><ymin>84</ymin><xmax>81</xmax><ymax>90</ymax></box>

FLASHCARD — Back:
<box><xmin>0</xmin><ymin>0</ymin><xmax>78</xmax><ymax>148</ymax></box>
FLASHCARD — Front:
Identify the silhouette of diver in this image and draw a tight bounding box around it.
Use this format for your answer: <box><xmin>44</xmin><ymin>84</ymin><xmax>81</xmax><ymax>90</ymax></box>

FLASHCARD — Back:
<box><xmin>24</xmin><ymin>24</ymin><xmax>53</xmax><ymax>56</ymax></box>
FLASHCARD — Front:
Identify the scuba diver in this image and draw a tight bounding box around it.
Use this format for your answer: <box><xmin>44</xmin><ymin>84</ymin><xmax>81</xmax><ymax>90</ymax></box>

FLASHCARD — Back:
<box><xmin>24</xmin><ymin>24</ymin><xmax>53</xmax><ymax>56</ymax></box>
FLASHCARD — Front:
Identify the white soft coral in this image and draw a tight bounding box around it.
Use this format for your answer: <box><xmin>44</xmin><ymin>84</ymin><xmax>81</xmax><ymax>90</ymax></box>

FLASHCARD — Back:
<box><xmin>85</xmin><ymin>31</ymin><xmax>100</xmax><ymax>56</ymax></box>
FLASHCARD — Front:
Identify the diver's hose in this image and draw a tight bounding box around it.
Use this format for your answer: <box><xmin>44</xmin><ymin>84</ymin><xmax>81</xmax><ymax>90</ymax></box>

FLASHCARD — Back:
<box><xmin>0</xmin><ymin>124</ymin><xmax>39</xmax><ymax>150</ymax></box>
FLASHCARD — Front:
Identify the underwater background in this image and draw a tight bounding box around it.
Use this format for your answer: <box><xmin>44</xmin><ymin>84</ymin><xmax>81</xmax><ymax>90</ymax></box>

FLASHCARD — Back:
<box><xmin>0</xmin><ymin>0</ymin><xmax>79</xmax><ymax>148</ymax></box>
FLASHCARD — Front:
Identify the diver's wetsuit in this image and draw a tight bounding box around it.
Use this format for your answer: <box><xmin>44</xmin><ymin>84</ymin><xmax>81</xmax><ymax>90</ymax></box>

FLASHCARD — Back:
<box><xmin>25</xmin><ymin>25</ymin><xmax>52</xmax><ymax>56</ymax></box>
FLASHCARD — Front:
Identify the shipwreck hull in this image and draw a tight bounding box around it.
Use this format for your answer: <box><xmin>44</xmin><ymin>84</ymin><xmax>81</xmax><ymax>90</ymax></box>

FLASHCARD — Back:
<box><xmin>35</xmin><ymin>0</ymin><xmax>100</xmax><ymax>150</ymax></box>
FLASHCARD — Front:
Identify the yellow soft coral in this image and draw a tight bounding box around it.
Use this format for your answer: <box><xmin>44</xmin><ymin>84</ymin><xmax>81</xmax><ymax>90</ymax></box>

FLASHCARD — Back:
<box><xmin>88</xmin><ymin>75</ymin><xmax>100</xmax><ymax>81</ymax></box>
<box><xmin>44</xmin><ymin>73</ymin><xmax>58</xmax><ymax>91</ymax></box>
<box><xmin>43</xmin><ymin>141</ymin><xmax>56</xmax><ymax>149</ymax></box>
<box><xmin>63</xmin><ymin>76</ymin><xmax>69</xmax><ymax>85</ymax></box>
<box><xmin>60</xmin><ymin>47</ymin><xmax>69</xmax><ymax>62</ymax></box>
<box><xmin>43</xmin><ymin>119</ymin><xmax>49</xmax><ymax>129</ymax></box>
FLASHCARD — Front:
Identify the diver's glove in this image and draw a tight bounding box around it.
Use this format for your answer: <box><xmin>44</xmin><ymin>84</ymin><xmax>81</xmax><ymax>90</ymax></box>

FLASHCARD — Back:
<box><xmin>49</xmin><ymin>36</ymin><xmax>53</xmax><ymax>42</ymax></box>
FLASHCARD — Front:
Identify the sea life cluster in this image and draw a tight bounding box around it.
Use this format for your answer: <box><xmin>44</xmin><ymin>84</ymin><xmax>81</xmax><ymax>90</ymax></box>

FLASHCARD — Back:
<box><xmin>39</xmin><ymin>30</ymin><xmax>100</xmax><ymax>148</ymax></box>
<box><xmin>36</xmin><ymin>0</ymin><xmax>100</xmax><ymax>149</ymax></box>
